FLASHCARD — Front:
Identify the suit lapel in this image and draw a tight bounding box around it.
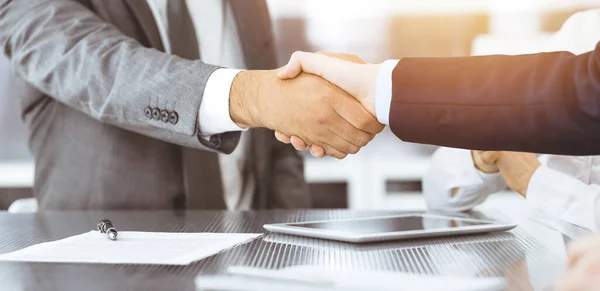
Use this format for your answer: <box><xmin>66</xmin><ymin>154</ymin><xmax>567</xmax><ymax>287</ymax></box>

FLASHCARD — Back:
<box><xmin>229</xmin><ymin>0</ymin><xmax>278</xmax><ymax>70</ymax></box>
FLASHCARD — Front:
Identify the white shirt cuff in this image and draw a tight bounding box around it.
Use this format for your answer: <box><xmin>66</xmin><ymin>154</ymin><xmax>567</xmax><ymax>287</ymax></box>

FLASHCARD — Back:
<box><xmin>198</xmin><ymin>69</ymin><xmax>248</xmax><ymax>136</ymax></box>
<box><xmin>374</xmin><ymin>59</ymin><xmax>400</xmax><ymax>125</ymax></box>
<box><xmin>527</xmin><ymin>166</ymin><xmax>599</xmax><ymax>231</ymax></box>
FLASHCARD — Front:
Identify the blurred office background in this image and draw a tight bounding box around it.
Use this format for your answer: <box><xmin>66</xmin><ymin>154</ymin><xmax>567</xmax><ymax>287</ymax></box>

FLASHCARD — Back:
<box><xmin>1</xmin><ymin>0</ymin><xmax>598</xmax><ymax>210</ymax></box>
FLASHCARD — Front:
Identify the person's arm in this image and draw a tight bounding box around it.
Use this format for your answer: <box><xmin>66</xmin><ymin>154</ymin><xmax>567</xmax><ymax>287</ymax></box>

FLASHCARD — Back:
<box><xmin>266</xmin><ymin>129</ymin><xmax>312</xmax><ymax>209</ymax></box>
<box><xmin>526</xmin><ymin>165</ymin><xmax>600</xmax><ymax>231</ymax></box>
<box><xmin>0</xmin><ymin>0</ymin><xmax>381</xmax><ymax>158</ymax></box>
<box><xmin>386</xmin><ymin>48</ymin><xmax>600</xmax><ymax>155</ymax></box>
<box><xmin>278</xmin><ymin>44</ymin><xmax>600</xmax><ymax>155</ymax></box>
<box><xmin>423</xmin><ymin>147</ymin><xmax>507</xmax><ymax>213</ymax></box>
<box><xmin>0</xmin><ymin>0</ymin><xmax>239</xmax><ymax>151</ymax></box>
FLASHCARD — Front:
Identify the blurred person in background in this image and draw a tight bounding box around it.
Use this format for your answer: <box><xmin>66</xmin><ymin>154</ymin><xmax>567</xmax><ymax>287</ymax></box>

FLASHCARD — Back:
<box><xmin>422</xmin><ymin>9</ymin><xmax>600</xmax><ymax>232</ymax></box>
<box><xmin>421</xmin><ymin>11</ymin><xmax>600</xmax><ymax>290</ymax></box>
<box><xmin>556</xmin><ymin>233</ymin><xmax>600</xmax><ymax>291</ymax></box>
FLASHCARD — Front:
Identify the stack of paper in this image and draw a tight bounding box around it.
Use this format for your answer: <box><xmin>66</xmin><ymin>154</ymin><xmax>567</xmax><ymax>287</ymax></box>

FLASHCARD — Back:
<box><xmin>0</xmin><ymin>231</ymin><xmax>261</xmax><ymax>265</ymax></box>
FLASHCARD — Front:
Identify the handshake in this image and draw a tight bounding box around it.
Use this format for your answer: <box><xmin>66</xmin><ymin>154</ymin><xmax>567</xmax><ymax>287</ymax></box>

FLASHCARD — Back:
<box><xmin>228</xmin><ymin>52</ymin><xmax>385</xmax><ymax>159</ymax></box>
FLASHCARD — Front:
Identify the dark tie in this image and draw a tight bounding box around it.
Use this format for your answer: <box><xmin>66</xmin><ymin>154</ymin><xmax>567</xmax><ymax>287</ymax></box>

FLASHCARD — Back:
<box><xmin>167</xmin><ymin>0</ymin><xmax>226</xmax><ymax>210</ymax></box>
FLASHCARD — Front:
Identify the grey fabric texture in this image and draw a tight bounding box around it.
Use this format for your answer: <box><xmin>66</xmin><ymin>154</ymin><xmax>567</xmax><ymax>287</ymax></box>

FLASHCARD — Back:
<box><xmin>0</xmin><ymin>0</ymin><xmax>311</xmax><ymax>210</ymax></box>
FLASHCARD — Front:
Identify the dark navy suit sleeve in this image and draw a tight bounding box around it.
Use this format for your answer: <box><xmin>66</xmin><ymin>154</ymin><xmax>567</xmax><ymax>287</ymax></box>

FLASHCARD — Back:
<box><xmin>388</xmin><ymin>42</ymin><xmax>600</xmax><ymax>155</ymax></box>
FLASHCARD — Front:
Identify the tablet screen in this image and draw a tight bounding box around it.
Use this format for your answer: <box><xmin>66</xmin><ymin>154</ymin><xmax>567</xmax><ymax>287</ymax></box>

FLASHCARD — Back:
<box><xmin>287</xmin><ymin>215</ymin><xmax>491</xmax><ymax>234</ymax></box>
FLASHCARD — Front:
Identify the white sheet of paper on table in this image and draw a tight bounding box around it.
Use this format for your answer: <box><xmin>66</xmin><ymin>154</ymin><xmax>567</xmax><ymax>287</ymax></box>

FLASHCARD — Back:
<box><xmin>0</xmin><ymin>231</ymin><xmax>261</xmax><ymax>265</ymax></box>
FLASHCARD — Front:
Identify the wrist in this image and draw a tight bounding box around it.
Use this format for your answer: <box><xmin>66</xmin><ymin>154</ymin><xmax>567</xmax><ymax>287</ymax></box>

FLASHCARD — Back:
<box><xmin>229</xmin><ymin>71</ymin><xmax>268</xmax><ymax>128</ymax></box>
<box><xmin>516</xmin><ymin>164</ymin><xmax>542</xmax><ymax>197</ymax></box>
<box><xmin>361</xmin><ymin>63</ymin><xmax>381</xmax><ymax>116</ymax></box>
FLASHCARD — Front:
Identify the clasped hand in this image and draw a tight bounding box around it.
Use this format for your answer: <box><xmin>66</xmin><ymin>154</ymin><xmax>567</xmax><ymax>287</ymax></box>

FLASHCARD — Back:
<box><xmin>273</xmin><ymin>51</ymin><xmax>384</xmax><ymax>158</ymax></box>
<box><xmin>228</xmin><ymin>51</ymin><xmax>383</xmax><ymax>159</ymax></box>
<box><xmin>472</xmin><ymin>150</ymin><xmax>541</xmax><ymax>196</ymax></box>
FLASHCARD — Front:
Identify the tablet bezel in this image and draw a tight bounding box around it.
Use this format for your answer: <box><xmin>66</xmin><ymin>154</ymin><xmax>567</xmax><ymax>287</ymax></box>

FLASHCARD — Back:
<box><xmin>263</xmin><ymin>213</ymin><xmax>517</xmax><ymax>243</ymax></box>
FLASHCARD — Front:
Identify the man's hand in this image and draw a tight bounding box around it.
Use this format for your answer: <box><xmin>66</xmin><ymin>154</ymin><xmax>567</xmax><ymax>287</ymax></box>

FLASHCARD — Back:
<box><xmin>278</xmin><ymin>51</ymin><xmax>380</xmax><ymax>116</ymax></box>
<box><xmin>556</xmin><ymin>234</ymin><xmax>600</xmax><ymax>291</ymax></box>
<box><xmin>275</xmin><ymin>52</ymin><xmax>383</xmax><ymax>157</ymax></box>
<box><xmin>229</xmin><ymin>69</ymin><xmax>381</xmax><ymax>159</ymax></box>
<box><xmin>471</xmin><ymin>150</ymin><xmax>500</xmax><ymax>174</ymax></box>
<box><xmin>471</xmin><ymin>151</ymin><xmax>541</xmax><ymax>196</ymax></box>
<box><xmin>494</xmin><ymin>152</ymin><xmax>541</xmax><ymax>196</ymax></box>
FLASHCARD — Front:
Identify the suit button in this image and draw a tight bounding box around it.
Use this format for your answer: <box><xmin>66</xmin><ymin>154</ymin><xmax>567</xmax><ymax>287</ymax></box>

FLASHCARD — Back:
<box><xmin>160</xmin><ymin>110</ymin><xmax>169</xmax><ymax>123</ymax></box>
<box><xmin>144</xmin><ymin>107</ymin><xmax>152</xmax><ymax>119</ymax></box>
<box><xmin>169</xmin><ymin>111</ymin><xmax>179</xmax><ymax>124</ymax></box>
<box><xmin>152</xmin><ymin>108</ymin><xmax>160</xmax><ymax>120</ymax></box>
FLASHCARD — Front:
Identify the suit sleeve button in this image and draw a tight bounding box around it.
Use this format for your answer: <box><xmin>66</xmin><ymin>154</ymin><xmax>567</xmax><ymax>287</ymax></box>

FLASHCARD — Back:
<box><xmin>209</xmin><ymin>135</ymin><xmax>222</xmax><ymax>147</ymax></box>
<box><xmin>160</xmin><ymin>110</ymin><xmax>169</xmax><ymax>123</ymax></box>
<box><xmin>152</xmin><ymin>108</ymin><xmax>160</xmax><ymax>120</ymax></box>
<box><xmin>169</xmin><ymin>111</ymin><xmax>179</xmax><ymax>124</ymax></box>
<box><xmin>144</xmin><ymin>107</ymin><xmax>153</xmax><ymax>119</ymax></box>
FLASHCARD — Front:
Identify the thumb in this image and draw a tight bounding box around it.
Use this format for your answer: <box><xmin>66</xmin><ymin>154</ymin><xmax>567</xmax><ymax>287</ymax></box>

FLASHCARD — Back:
<box><xmin>278</xmin><ymin>51</ymin><xmax>348</xmax><ymax>79</ymax></box>
<box><xmin>277</xmin><ymin>51</ymin><xmax>365</xmax><ymax>98</ymax></box>
<box><xmin>316</xmin><ymin>51</ymin><xmax>367</xmax><ymax>64</ymax></box>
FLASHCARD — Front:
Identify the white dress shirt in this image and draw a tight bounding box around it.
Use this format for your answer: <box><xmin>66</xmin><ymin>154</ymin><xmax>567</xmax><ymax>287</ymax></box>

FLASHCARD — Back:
<box><xmin>147</xmin><ymin>0</ymin><xmax>254</xmax><ymax>210</ymax></box>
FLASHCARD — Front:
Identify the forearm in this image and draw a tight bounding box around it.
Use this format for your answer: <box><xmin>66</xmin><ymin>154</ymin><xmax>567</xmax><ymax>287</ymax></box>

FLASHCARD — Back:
<box><xmin>0</xmin><ymin>0</ymin><xmax>238</xmax><ymax>151</ymax></box>
<box><xmin>384</xmin><ymin>48</ymin><xmax>600</xmax><ymax>155</ymax></box>
<box><xmin>229</xmin><ymin>70</ymin><xmax>272</xmax><ymax>129</ymax></box>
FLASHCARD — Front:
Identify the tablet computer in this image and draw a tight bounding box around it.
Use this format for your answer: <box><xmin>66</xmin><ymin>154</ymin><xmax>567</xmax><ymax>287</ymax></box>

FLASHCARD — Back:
<box><xmin>263</xmin><ymin>213</ymin><xmax>517</xmax><ymax>243</ymax></box>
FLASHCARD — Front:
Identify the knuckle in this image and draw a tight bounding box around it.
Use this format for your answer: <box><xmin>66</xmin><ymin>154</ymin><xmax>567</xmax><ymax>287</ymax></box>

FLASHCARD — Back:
<box><xmin>357</xmin><ymin>114</ymin><xmax>375</xmax><ymax>129</ymax></box>
<box><xmin>358</xmin><ymin>134</ymin><xmax>375</xmax><ymax>147</ymax></box>
<box><xmin>291</xmin><ymin>50</ymin><xmax>304</xmax><ymax>59</ymax></box>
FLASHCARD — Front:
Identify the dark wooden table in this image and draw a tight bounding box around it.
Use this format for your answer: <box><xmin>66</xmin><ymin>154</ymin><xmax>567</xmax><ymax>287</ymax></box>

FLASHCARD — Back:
<box><xmin>0</xmin><ymin>210</ymin><xmax>567</xmax><ymax>291</ymax></box>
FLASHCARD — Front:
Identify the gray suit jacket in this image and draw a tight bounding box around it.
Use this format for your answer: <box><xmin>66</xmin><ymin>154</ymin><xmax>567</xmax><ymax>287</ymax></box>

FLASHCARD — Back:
<box><xmin>0</xmin><ymin>0</ymin><xmax>311</xmax><ymax>210</ymax></box>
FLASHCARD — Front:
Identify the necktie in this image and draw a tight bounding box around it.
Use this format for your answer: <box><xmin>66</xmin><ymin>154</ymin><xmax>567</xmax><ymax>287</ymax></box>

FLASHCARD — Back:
<box><xmin>167</xmin><ymin>0</ymin><xmax>226</xmax><ymax>209</ymax></box>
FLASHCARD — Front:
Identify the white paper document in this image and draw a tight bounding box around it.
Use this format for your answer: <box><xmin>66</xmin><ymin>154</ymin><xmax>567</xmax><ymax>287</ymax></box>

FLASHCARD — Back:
<box><xmin>0</xmin><ymin>231</ymin><xmax>261</xmax><ymax>265</ymax></box>
<box><xmin>195</xmin><ymin>265</ymin><xmax>505</xmax><ymax>291</ymax></box>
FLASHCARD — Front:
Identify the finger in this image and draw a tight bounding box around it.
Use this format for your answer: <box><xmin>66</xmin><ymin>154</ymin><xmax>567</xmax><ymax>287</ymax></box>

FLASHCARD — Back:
<box><xmin>315</xmin><ymin>132</ymin><xmax>360</xmax><ymax>159</ymax></box>
<box><xmin>277</xmin><ymin>52</ymin><xmax>304</xmax><ymax>79</ymax></box>
<box><xmin>309</xmin><ymin>145</ymin><xmax>325</xmax><ymax>158</ymax></box>
<box><xmin>290</xmin><ymin>136</ymin><xmax>309</xmax><ymax>150</ymax></box>
<box><xmin>274</xmin><ymin>131</ymin><xmax>291</xmax><ymax>144</ymax></box>
<box><xmin>316</xmin><ymin>52</ymin><xmax>367</xmax><ymax>64</ymax></box>
<box><xmin>320</xmin><ymin>143</ymin><xmax>348</xmax><ymax>160</ymax></box>
<box><xmin>568</xmin><ymin>234</ymin><xmax>600</xmax><ymax>268</ymax></box>
<box><xmin>327</xmin><ymin>113</ymin><xmax>376</xmax><ymax>147</ymax></box>
<box><xmin>278</xmin><ymin>51</ymin><xmax>366</xmax><ymax>98</ymax></box>
<box><xmin>480</xmin><ymin>151</ymin><xmax>501</xmax><ymax>164</ymax></box>
<box><xmin>332</xmin><ymin>93</ymin><xmax>384</xmax><ymax>135</ymax></box>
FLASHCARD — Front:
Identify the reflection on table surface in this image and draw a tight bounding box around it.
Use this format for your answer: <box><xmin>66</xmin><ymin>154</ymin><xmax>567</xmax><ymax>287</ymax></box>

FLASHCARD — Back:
<box><xmin>0</xmin><ymin>209</ymin><xmax>570</xmax><ymax>291</ymax></box>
